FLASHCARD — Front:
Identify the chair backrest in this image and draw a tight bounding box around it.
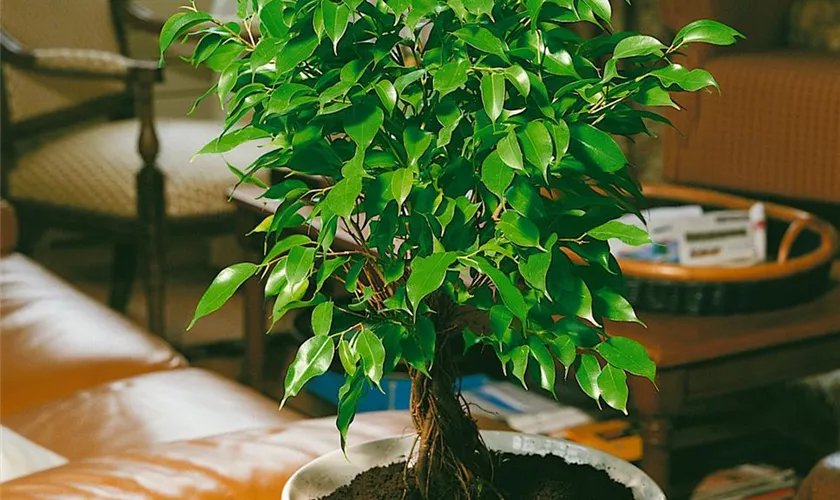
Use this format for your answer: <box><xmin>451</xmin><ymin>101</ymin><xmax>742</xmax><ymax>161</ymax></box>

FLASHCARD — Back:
<box><xmin>0</xmin><ymin>0</ymin><xmax>130</xmax><ymax>132</ymax></box>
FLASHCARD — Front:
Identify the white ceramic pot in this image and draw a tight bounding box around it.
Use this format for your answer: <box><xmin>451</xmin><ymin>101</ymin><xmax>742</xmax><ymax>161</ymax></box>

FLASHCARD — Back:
<box><xmin>282</xmin><ymin>430</ymin><xmax>666</xmax><ymax>500</ymax></box>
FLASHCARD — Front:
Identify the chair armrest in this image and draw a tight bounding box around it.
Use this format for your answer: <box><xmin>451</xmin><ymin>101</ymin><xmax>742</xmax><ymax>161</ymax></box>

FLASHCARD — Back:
<box><xmin>1</xmin><ymin>29</ymin><xmax>162</xmax><ymax>83</ymax></box>
<box><xmin>124</xmin><ymin>1</ymin><xmax>166</xmax><ymax>35</ymax></box>
<box><xmin>1</xmin><ymin>201</ymin><xmax>18</xmax><ymax>255</ymax></box>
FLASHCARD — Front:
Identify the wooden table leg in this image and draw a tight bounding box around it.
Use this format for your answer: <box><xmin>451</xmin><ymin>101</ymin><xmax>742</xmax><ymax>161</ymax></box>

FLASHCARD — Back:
<box><xmin>639</xmin><ymin>416</ymin><xmax>674</xmax><ymax>496</ymax></box>
<box><xmin>630</xmin><ymin>370</ymin><xmax>686</xmax><ymax>497</ymax></box>
<box><xmin>242</xmin><ymin>271</ymin><xmax>266</xmax><ymax>392</ymax></box>
<box><xmin>237</xmin><ymin>208</ymin><xmax>266</xmax><ymax>393</ymax></box>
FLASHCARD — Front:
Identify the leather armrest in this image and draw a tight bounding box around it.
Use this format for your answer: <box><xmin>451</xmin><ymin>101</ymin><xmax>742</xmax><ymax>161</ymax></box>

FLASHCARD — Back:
<box><xmin>0</xmin><ymin>412</ymin><xmax>415</xmax><ymax>499</ymax></box>
<box><xmin>796</xmin><ymin>453</ymin><xmax>840</xmax><ymax>500</ymax></box>
<box><xmin>1</xmin><ymin>200</ymin><xmax>17</xmax><ymax>255</ymax></box>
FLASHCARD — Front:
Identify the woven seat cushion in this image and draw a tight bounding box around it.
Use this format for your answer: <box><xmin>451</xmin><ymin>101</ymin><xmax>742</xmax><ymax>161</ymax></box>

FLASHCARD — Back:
<box><xmin>8</xmin><ymin>119</ymin><xmax>269</xmax><ymax>218</ymax></box>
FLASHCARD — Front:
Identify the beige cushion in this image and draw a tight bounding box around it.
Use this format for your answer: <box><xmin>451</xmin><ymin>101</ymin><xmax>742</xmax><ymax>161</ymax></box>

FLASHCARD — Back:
<box><xmin>0</xmin><ymin>426</ymin><xmax>67</xmax><ymax>483</ymax></box>
<box><xmin>8</xmin><ymin>119</ymin><xmax>270</xmax><ymax>218</ymax></box>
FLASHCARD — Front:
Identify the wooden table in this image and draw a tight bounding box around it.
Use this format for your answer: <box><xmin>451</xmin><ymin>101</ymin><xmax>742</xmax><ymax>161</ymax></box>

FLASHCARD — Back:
<box><xmin>610</xmin><ymin>262</ymin><xmax>840</xmax><ymax>496</ymax></box>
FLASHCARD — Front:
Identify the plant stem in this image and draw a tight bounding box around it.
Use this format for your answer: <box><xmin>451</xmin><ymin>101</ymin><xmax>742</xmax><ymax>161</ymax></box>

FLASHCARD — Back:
<box><xmin>409</xmin><ymin>296</ymin><xmax>494</xmax><ymax>499</ymax></box>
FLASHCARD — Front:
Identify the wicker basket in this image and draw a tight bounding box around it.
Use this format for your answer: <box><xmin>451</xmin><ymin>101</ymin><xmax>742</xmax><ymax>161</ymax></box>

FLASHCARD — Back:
<box><xmin>619</xmin><ymin>184</ymin><xmax>839</xmax><ymax>315</ymax></box>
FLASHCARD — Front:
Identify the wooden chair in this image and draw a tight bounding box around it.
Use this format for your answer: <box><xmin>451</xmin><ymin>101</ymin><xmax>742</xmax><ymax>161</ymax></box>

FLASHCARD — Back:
<box><xmin>0</xmin><ymin>0</ymin><xmax>265</xmax><ymax>338</ymax></box>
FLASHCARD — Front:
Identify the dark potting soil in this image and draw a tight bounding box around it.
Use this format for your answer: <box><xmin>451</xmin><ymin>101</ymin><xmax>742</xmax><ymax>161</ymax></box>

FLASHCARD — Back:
<box><xmin>319</xmin><ymin>451</ymin><xmax>635</xmax><ymax>500</ymax></box>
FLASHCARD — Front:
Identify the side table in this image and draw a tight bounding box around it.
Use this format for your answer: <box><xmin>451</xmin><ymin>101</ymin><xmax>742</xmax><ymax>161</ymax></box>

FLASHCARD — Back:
<box><xmin>610</xmin><ymin>262</ymin><xmax>840</xmax><ymax>496</ymax></box>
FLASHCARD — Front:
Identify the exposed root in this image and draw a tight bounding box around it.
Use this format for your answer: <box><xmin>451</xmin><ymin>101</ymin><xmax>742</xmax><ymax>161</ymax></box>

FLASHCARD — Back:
<box><xmin>407</xmin><ymin>295</ymin><xmax>498</xmax><ymax>500</ymax></box>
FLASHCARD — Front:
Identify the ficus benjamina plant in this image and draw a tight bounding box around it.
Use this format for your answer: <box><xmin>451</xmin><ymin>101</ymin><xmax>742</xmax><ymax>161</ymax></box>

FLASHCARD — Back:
<box><xmin>162</xmin><ymin>0</ymin><xmax>740</xmax><ymax>497</ymax></box>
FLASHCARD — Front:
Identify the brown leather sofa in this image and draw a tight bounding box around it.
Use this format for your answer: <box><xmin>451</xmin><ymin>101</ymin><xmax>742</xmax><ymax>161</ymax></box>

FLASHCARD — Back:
<box><xmin>660</xmin><ymin>0</ymin><xmax>840</xmax><ymax>208</ymax></box>
<box><xmin>0</xmin><ymin>200</ymin><xmax>413</xmax><ymax>498</ymax></box>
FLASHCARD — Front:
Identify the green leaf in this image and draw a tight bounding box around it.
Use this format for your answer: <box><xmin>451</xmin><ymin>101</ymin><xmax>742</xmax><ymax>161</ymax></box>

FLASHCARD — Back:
<box><xmin>489</xmin><ymin>305</ymin><xmax>514</xmax><ymax>336</ymax></box>
<box><xmin>550</xmin><ymin>120</ymin><xmax>571</xmax><ymax>158</ymax></box>
<box><xmin>498</xmin><ymin>211</ymin><xmax>540</xmax><ymax>248</ymax></box>
<box><xmin>260</xmin><ymin>178</ymin><xmax>309</xmax><ymax>202</ymax></box>
<box><xmin>391</xmin><ymin>168</ymin><xmax>414</xmax><ymax>208</ymax></box>
<box><xmin>612</xmin><ymin>35</ymin><xmax>666</xmax><ymax>59</ymax></box>
<box><xmin>504</xmin><ymin>65</ymin><xmax>530</xmax><ymax>97</ymax></box>
<box><xmin>404</xmin><ymin>126</ymin><xmax>433</xmax><ymax>166</ymax></box>
<box><xmin>481</xmin><ymin>151</ymin><xmax>515</xmax><ymax>200</ymax></box>
<box><xmin>205</xmin><ymin>43</ymin><xmax>245</xmax><ymax>72</ymax></box>
<box><xmin>598</xmin><ymin>364</ymin><xmax>628</xmax><ymax>414</ymax></box>
<box><xmin>267</xmin><ymin>83</ymin><xmax>315</xmax><ymax>116</ymax></box>
<box><xmin>506</xmin><ymin>179</ymin><xmax>547</xmax><ymax>219</ymax></box>
<box><xmin>325</xmin><ymin>176</ymin><xmax>362</xmax><ymax>217</ymax></box>
<box><xmin>528</xmin><ymin>336</ymin><xmax>556</xmax><ymax>397</ymax></box>
<box><xmin>649</xmin><ymin>65</ymin><xmax>719</xmax><ymax>92</ymax></box>
<box><xmin>544</xmin><ymin>49</ymin><xmax>580</xmax><ymax>78</ymax></box>
<box><xmin>374</xmin><ymin>80</ymin><xmax>397</xmax><ymax>115</ymax></box>
<box><xmin>527</xmin><ymin>0</ymin><xmax>545</xmax><ymax>26</ymax></box>
<box><xmin>569</xmin><ymin>123</ymin><xmax>626</xmax><ymax>172</ymax></box>
<box><xmin>344</xmin><ymin>257</ymin><xmax>366</xmax><ymax>292</ymax></box>
<box><xmin>316</xmin><ymin>256</ymin><xmax>350</xmax><ymax>291</ymax></box>
<box><xmin>674</xmin><ymin>20</ymin><xmax>744</xmax><ymax>47</ymax></box>
<box><xmin>190</xmin><ymin>263</ymin><xmax>257</xmax><ymax>329</ymax></box>
<box><xmin>580</xmin><ymin>0</ymin><xmax>611</xmax><ymax>25</ymax></box>
<box><xmin>519</xmin><ymin>121</ymin><xmax>553</xmax><ymax>178</ymax></box>
<box><xmin>345</xmin><ymin>103</ymin><xmax>384</xmax><ymax>150</ymax></box>
<box><xmin>472</xmin><ymin>257</ymin><xmax>529</xmax><ymax>325</ymax></box>
<box><xmin>259</xmin><ymin>0</ymin><xmax>289</xmax><ymax>38</ymax></box>
<box><xmin>355</xmin><ymin>328</ymin><xmax>386</xmax><ymax>390</ymax></box>
<box><xmin>159</xmin><ymin>11</ymin><xmax>212</xmax><ymax>61</ymax></box>
<box><xmin>597</xmin><ymin>336</ymin><xmax>655</xmax><ymax>382</ymax></box>
<box><xmin>588</xmin><ymin>220</ymin><xmax>651</xmax><ymax>246</ymax></box>
<box><xmin>595</xmin><ymin>288</ymin><xmax>643</xmax><ymax>325</ymax></box>
<box><xmin>549</xmin><ymin>334</ymin><xmax>576</xmax><ymax>374</ymax></box>
<box><xmin>263</xmin><ymin>234</ymin><xmax>313</xmax><ymax>264</ymax></box>
<box><xmin>322</xmin><ymin>0</ymin><xmax>351</xmax><ymax>51</ymax></box>
<box><xmin>340</xmin><ymin>59</ymin><xmax>368</xmax><ymax>83</ymax></box>
<box><xmin>481</xmin><ymin>73</ymin><xmax>505</xmax><ymax>123</ymax></box>
<box><xmin>436</xmin><ymin>98</ymin><xmax>462</xmax><ymax>148</ymax></box>
<box><xmin>339</xmin><ymin>338</ymin><xmax>358</xmax><ymax>375</ymax></box>
<box><xmin>394</xmin><ymin>69</ymin><xmax>427</xmax><ymax>94</ymax></box>
<box><xmin>434</xmin><ymin>60</ymin><xmax>469</xmax><ymax>98</ymax></box>
<box><xmin>337</xmin><ymin>370</ymin><xmax>365</xmax><ymax>450</ymax></box>
<box><xmin>402</xmin><ymin>316</ymin><xmax>436</xmax><ymax>374</ymax></box>
<box><xmin>406</xmin><ymin>252</ymin><xmax>457</xmax><ymax>310</ymax></box>
<box><xmin>519</xmin><ymin>249</ymin><xmax>552</xmax><ymax>293</ymax></box>
<box><xmin>635</xmin><ymin>84</ymin><xmax>679</xmax><ymax>108</ymax></box>
<box><xmin>510</xmin><ymin>345</ymin><xmax>530</xmax><ymax>388</ymax></box>
<box><xmin>497</xmin><ymin>131</ymin><xmax>524</xmax><ymax>172</ymax></box>
<box><xmin>311</xmin><ymin>301</ymin><xmax>334</xmax><ymax>336</ymax></box>
<box><xmin>196</xmin><ymin>127</ymin><xmax>270</xmax><ymax>156</ymax></box>
<box><xmin>280</xmin><ymin>335</ymin><xmax>335</xmax><ymax>408</ymax></box>
<box><xmin>576</xmin><ymin>353</ymin><xmax>602</xmax><ymax>405</ymax></box>
<box><xmin>276</xmin><ymin>35</ymin><xmax>318</xmax><ymax>75</ymax></box>
<box><xmin>463</xmin><ymin>327</ymin><xmax>483</xmax><ymax>351</ymax></box>
<box><xmin>285</xmin><ymin>247</ymin><xmax>316</xmax><ymax>288</ymax></box>
<box><xmin>453</xmin><ymin>26</ymin><xmax>509</xmax><ymax>62</ymax></box>
<box><xmin>463</xmin><ymin>0</ymin><xmax>494</xmax><ymax>17</ymax></box>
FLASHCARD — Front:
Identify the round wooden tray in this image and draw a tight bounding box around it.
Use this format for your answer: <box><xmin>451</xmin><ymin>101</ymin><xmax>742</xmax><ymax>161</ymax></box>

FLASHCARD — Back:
<box><xmin>618</xmin><ymin>184</ymin><xmax>839</xmax><ymax>315</ymax></box>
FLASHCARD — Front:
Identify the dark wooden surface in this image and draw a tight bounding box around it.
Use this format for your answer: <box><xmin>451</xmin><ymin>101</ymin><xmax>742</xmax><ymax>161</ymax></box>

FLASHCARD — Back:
<box><xmin>232</xmin><ymin>184</ymin><xmax>840</xmax><ymax>496</ymax></box>
<box><xmin>616</xmin><ymin>263</ymin><xmax>840</xmax><ymax>496</ymax></box>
